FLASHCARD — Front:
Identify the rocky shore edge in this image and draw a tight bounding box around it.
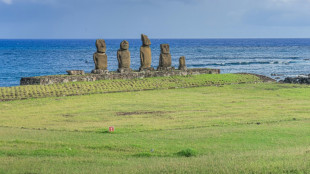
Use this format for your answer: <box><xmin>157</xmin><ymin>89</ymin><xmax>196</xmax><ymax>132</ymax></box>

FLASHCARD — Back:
<box><xmin>281</xmin><ymin>75</ymin><xmax>310</xmax><ymax>84</ymax></box>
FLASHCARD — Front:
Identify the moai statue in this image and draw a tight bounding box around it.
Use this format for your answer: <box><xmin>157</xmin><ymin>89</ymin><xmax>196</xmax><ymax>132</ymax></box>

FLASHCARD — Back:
<box><xmin>92</xmin><ymin>39</ymin><xmax>108</xmax><ymax>74</ymax></box>
<box><xmin>178</xmin><ymin>56</ymin><xmax>187</xmax><ymax>71</ymax></box>
<box><xmin>117</xmin><ymin>40</ymin><xmax>131</xmax><ymax>73</ymax></box>
<box><xmin>139</xmin><ymin>34</ymin><xmax>154</xmax><ymax>71</ymax></box>
<box><xmin>157</xmin><ymin>44</ymin><xmax>174</xmax><ymax>71</ymax></box>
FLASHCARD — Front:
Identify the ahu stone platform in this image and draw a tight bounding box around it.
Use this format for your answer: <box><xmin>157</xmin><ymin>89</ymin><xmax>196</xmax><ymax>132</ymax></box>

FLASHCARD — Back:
<box><xmin>20</xmin><ymin>68</ymin><xmax>220</xmax><ymax>86</ymax></box>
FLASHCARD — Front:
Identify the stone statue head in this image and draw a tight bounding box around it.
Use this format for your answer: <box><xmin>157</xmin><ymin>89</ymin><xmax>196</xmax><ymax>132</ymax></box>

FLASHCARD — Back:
<box><xmin>160</xmin><ymin>44</ymin><xmax>170</xmax><ymax>54</ymax></box>
<box><xmin>96</xmin><ymin>39</ymin><xmax>106</xmax><ymax>53</ymax></box>
<box><xmin>141</xmin><ymin>34</ymin><xmax>151</xmax><ymax>46</ymax></box>
<box><xmin>120</xmin><ymin>40</ymin><xmax>129</xmax><ymax>50</ymax></box>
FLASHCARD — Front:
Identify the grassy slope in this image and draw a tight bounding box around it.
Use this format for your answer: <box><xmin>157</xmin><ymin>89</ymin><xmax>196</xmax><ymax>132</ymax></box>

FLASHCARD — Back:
<box><xmin>0</xmin><ymin>82</ymin><xmax>309</xmax><ymax>173</ymax></box>
<box><xmin>0</xmin><ymin>74</ymin><xmax>261</xmax><ymax>101</ymax></box>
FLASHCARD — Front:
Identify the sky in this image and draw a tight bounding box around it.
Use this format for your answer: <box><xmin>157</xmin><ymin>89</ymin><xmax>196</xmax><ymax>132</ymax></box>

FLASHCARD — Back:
<box><xmin>1</xmin><ymin>0</ymin><xmax>310</xmax><ymax>39</ymax></box>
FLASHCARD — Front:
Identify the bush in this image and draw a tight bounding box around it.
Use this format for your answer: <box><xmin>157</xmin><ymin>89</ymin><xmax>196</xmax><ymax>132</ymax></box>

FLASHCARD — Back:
<box><xmin>176</xmin><ymin>148</ymin><xmax>197</xmax><ymax>157</ymax></box>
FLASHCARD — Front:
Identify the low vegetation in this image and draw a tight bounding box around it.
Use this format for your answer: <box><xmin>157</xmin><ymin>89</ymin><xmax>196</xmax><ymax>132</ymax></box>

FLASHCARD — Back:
<box><xmin>176</xmin><ymin>148</ymin><xmax>197</xmax><ymax>157</ymax></box>
<box><xmin>0</xmin><ymin>74</ymin><xmax>262</xmax><ymax>101</ymax></box>
<box><xmin>0</xmin><ymin>80</ymin><xmax>309</xmax><ymax>173</ymax></box>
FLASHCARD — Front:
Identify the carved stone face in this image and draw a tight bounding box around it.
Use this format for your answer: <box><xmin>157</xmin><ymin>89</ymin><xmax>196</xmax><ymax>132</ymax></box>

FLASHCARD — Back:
<box><xmin>141</xmin><ymin>34</ymin><xmax>151</xmax><ymax>46</ymax></box>
<box><xmin>160</xmin><ymin>44</ymin><xmax>170</xmax><ymax>54</ymax></box>
<box><xmin>96</xmin><ymin>39</ymin><xmax>106</xmax><ymax>53</ymax></box>
<box><xmin>120</xmin><ymin>40</ymin><xmax>129</xmax><ymax>50</ymax></box>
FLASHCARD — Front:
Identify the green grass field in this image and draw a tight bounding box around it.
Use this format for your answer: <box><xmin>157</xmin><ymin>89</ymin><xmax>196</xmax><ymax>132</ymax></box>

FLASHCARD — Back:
<box><xmin>0</xmin><ymin>74</ymin><xmax>262</xmax><ymax>101</ymax></box>
<box><xmin>0</xmin><ymin>75</ymin><xmax>309</xmax><ymax>173</ymax></box>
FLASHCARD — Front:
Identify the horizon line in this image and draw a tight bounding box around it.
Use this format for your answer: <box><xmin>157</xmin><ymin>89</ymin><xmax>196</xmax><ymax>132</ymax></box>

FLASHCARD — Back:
<box><xmin>1</xmin><ymin>37</ymin><xmax>310</xmax><ymax>40</ymax></box>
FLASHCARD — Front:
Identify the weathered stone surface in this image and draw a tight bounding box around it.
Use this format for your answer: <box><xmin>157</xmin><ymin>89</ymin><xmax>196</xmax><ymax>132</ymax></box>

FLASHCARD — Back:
<box><xmin>96</xmin><ymin>39</ymin><xmax>106</xmax><ymax>53</ymax></box>
<box><xmin>160</xmin><ymin>44</ymin><xmax>170</xmax><ymax>54</ymax></box>
<box><xmin>20</xmin><ymin>68</ymin><xmax>221</xmax><ymax>85</ymax></box>
<box><xmin>117</xmin><ymin>50</ymin><xmax>131</xmax><ymax>69</ymax></box>
<box><xmin>120</xmin><ymin>40</ymin><xmax>129</xmax><ymax>50</ymax></box>
<box><xmin>141</xmin><ymin>34</ymin><xmax>151</xmax><ymax>46</ymax></box>
<box><xmin>20</xmin><ymin>78</ymin><xmax>41</xmax><ymax>85</ymax></box>
<box><xmin>178</xmin><ymin>56</ymin><xmax>187</xmax><ymax>71</ymax></box>
<box><xmin>66</xmin><ymin>70</ymin><xmax>85</xmax><ymax>75</ymax></box>
<box><xmin>282</xmin><ymin>75</ymin><xmax>310</xmax><ymax>84</ymax></box>
<box><xmin>118</xmin><ymin>68</ymin><xmax>132</xmax><ymax>73</ymax></box>
<box><xmin>157</xmin><ymin>67</ymin><xmax>175</xmax><ymax>71</ymax></box>
<box><xmin>158</xmin><ymin>44</ymin><xmax>172</xmax><ymax>70</ymax></box>
<box><xmin>93</xmin><ymin>53</ymin><xmax>108</xmax><ymax>70</ymax></box>
<box><xmin>140</xmin><ymin>34</ymin><xmax>152</xmax><ymax>70</ymax></box>
<box><xmin>159</xmin><ymin>53</ymin><xmax>172</xmax><ymax>68</ymax></box>
<box><xmin>93</xmin><ymin>39</ymin><xmax>108</xmax><ymax>70</ymax></box>
<box><xmin>91</xmin><ymin>69</ymin><xmax>109</xmax><ymax>74</ymax></box>
<box><xmin>117</xmin><ymin>40</ymin><xmax>131</xmax><ymax>71</ymax></box>
<box><xmin>139</xmin><ymin>67</ymin><xmax>155</xmax><ymax>72</ymax></box>
<box><xmin>140</xmin><ymin>46</ymin><xmax>152</xmax><ymax>70</ymax></box>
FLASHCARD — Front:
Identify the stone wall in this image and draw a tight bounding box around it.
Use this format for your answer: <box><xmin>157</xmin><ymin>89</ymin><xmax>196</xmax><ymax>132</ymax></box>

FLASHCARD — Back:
<box><xmin>20</xmin><ymin>68</ymin><xmax>220</xmax><ymax>86</ymax></box>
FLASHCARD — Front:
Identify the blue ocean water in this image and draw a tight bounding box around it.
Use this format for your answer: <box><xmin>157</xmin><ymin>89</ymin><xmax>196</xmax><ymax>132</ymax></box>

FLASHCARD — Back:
<box><xmin>0</xmin><ymin>39</ymin><xmax>310</xmax><ymax>87</ymax></box>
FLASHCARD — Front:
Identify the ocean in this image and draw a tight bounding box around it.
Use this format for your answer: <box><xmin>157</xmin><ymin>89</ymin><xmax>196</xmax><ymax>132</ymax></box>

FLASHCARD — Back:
<box><xmin>0</xmin><ymin>39</ymin><xmax>310</xmax><ymax>87</ymax></box>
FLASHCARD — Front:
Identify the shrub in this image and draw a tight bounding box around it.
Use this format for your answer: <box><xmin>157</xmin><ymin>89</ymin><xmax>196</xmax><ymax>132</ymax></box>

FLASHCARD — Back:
<box><xmin>176</xmin><ymin>148</ymin><xmax>197</xmax><ymax>157</ymax></box>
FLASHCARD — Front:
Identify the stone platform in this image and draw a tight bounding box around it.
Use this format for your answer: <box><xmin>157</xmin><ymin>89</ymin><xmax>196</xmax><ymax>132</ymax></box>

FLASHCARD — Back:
<box><xmin>20</xmin><ymin>68</ymin><xmax>220</xmax><ymax>86</ymax></box>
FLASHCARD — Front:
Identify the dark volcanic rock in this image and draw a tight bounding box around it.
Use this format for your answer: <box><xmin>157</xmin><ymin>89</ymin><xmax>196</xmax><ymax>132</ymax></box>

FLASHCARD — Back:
<box><xmin>283</xmin><ymin>75</ymin><xmax>310</xmax><ymax>84</ymax></box>
<box><xmin>271</xmin><ymin>73</ymin><xmax>284</xmax><ymax>76</ymax></box>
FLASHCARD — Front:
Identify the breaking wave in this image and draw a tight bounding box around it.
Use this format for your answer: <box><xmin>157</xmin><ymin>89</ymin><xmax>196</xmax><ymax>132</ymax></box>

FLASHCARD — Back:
<box><xmin>192</xmin><ymin>61</ymin><xmax>297</xmax><ymax>66</ymax></box>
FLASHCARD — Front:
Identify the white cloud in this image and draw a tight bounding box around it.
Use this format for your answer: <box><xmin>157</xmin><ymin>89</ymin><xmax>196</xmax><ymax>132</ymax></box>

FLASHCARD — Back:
<box><xmin>2</xmin><ymin>0</ymin><xmax>13</xmax><ymax>5</ymax></box>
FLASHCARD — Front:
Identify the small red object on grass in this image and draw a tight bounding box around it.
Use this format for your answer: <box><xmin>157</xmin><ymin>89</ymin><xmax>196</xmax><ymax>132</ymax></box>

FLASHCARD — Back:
<box><xmin>109</xmin><ymin>126</ymin><xmax>115</xmax><ymax>132</ymax></box>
